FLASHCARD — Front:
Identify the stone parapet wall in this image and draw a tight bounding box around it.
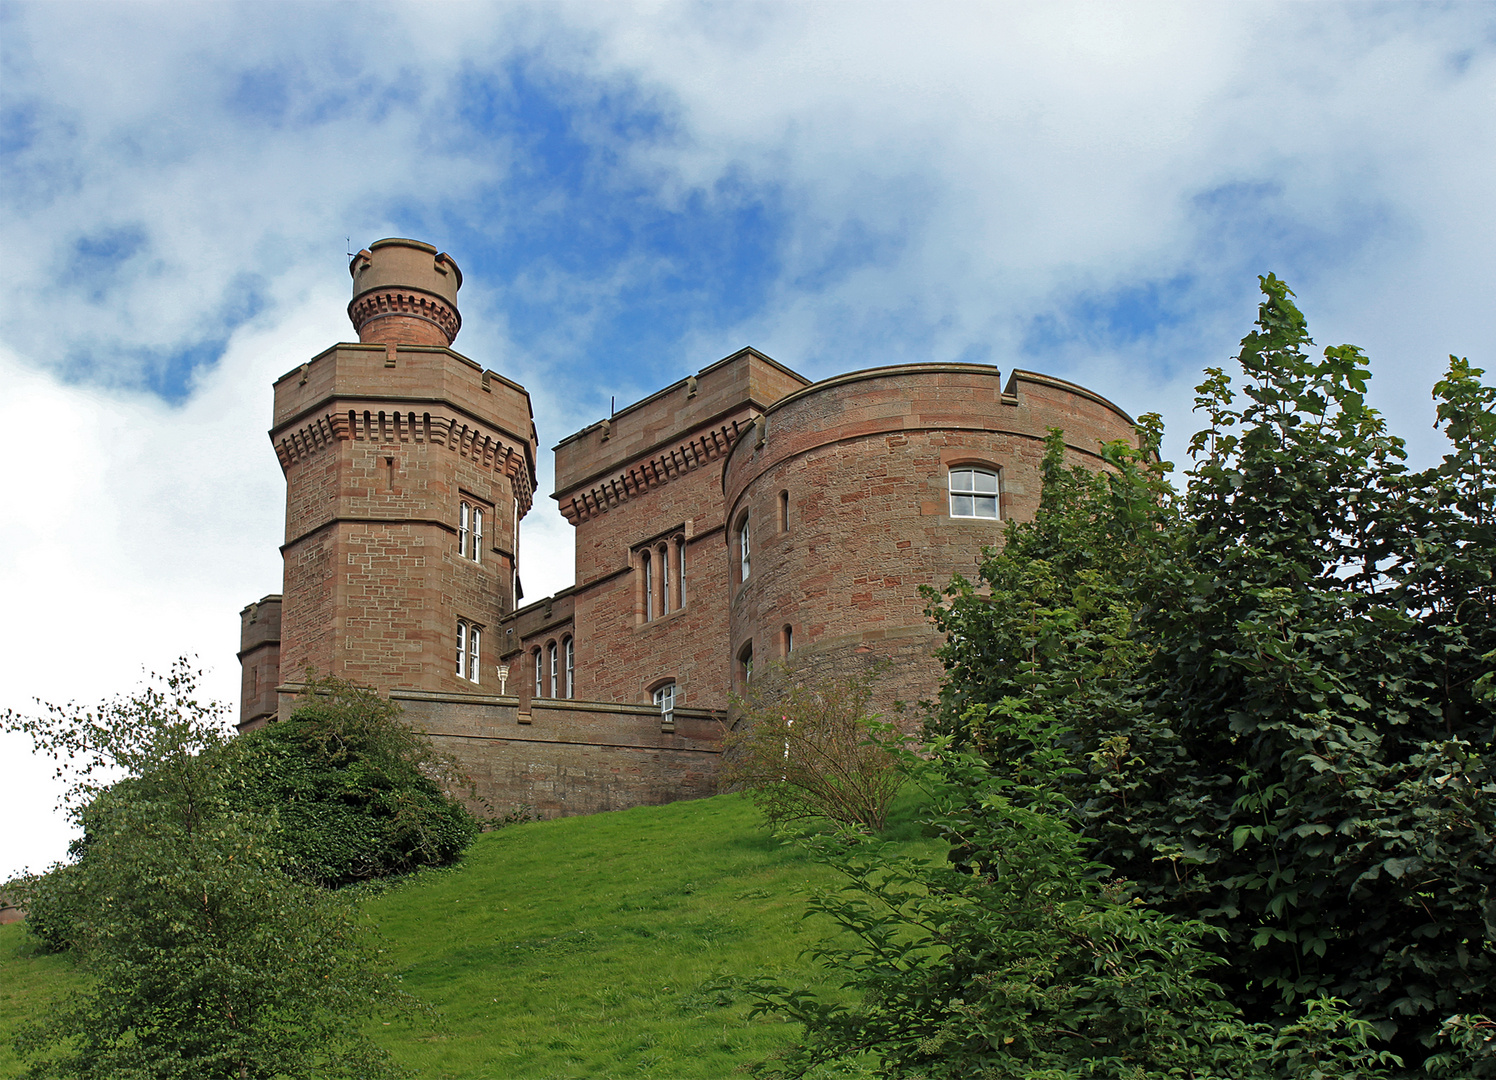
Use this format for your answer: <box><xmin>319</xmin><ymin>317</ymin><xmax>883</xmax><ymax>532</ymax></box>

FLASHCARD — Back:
<box><xmin>389</xmin><ymin>691</ymin><xmax>723</xmax><ymax>819</ymax></box>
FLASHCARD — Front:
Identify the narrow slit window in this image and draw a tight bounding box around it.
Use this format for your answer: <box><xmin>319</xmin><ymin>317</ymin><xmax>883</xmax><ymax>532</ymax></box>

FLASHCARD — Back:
<box><xmin>660</xmin><ymin>544</ymin><xmax>671</xmax><ymax>613</ymax></box>
<box><xmin>949</xmin><ymin>467</ymin><xmax>1000</xmax><ymax>519</ymax></box>
<box><xmin>643</xmin><ymin>551</ymin><xmax>654</xmax><ymax>622</ymax></box>
<box><xmin>738</xmin><ymin>517</ymin><xmax>751</xmax><ymax>583</ymax></box>
<box><xmin>783</xmin><ymin>624</ymin><xmax>794</xmax><ymax>656</ymax></box>
<box><xmin>778</xmin><ymin>490</ymin><xmax>789</xmax><ymax>532</ymax></box>
<box><xmin>676</xmin><ymin>538</ymin><xmax>686</xmax><ymax>608</ymax></box>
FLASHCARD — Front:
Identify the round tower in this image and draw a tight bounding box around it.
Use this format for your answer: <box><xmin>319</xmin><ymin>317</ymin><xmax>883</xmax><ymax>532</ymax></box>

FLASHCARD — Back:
<box><xmin>720</xmin><ymin>364</ymin><xmax>1137</xmax><ymax>722</ymax></box>
<box><xmin>348</xmin><ymin>238</ymin><xmax>463</xmax><ymax>347</ymax></box>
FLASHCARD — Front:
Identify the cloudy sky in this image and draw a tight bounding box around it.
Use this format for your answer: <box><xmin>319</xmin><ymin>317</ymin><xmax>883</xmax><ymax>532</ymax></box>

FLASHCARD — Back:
<box><xmin>2</xmin><ymin>2</ymin><xmax>1492</xmax><ymax>880</ymax></box>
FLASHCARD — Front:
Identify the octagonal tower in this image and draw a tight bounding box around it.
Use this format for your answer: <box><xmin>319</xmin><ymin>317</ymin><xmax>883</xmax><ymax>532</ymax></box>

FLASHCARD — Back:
<box><xmin>240</xmin><ymin>239</ymin><xmax>538</xmax><ymax>729</ymax></box>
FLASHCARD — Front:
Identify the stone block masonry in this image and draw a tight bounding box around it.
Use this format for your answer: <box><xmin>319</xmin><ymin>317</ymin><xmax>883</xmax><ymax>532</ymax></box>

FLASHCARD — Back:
<box><xmin>240</xmin><ymin>237</ymin><xmax>1140</xmax><ymax>822</ymax></box>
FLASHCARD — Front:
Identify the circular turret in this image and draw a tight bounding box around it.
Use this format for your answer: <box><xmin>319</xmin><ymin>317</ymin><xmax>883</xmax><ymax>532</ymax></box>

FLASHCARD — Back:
<box><xmin>720</xmin><ymin>363</ymin><xmax>1139</xmax><ymax>722</ymax></box>
<box><xmin>347</xmin><ymin>237</ymin><xmax>463</xmax><ymax>347</ymax></box>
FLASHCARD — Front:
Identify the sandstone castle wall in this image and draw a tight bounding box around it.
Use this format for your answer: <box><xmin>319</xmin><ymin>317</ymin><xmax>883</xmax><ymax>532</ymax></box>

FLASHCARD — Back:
<box><xmin>239</xmin><ymin>238</ymin><xmax>1138</xmax><ymax>818</ymax></box>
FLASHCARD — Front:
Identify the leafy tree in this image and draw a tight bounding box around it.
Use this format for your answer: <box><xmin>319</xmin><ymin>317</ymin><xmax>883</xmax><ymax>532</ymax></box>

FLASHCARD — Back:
<box><xmin>719</xmin><ymin>663</ymin><xmax>906</xmax><ymax>831</ymax></box>
<box><xmin>927</xmin><ymin>276</ymin><xmax>1496</xmax><ymax>1070</ymax></box>
<box><xmin>229</xmin><ymin>675</ymin><xmax>478</xmax><ymax>887</ymax></box>
<box><xmin>2</xmin><ymin>661</ymin><xmax>409</xmax><ymax>1079</ymax></box>
<box><xmin>744</xmin><ymin>710</ymin><xmax>1403</xmax><ymax>1080</ymax></box>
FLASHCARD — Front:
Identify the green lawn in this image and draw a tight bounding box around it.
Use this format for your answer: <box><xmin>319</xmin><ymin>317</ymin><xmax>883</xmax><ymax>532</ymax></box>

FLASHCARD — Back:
<box><xmin>0</xmin><ymin>923</ymin><xmax>84</xmax><ymax>1078</ymax></box>
<box><xmin>0</xmin><ymin>792</ymin><xmax>936</xmax><ymax>1079</ymax></box>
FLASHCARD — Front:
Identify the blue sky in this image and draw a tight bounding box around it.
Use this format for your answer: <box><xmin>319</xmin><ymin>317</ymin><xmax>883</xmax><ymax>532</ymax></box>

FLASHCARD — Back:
<box><xmin>3</xmin><ymin>1</ymin><xmax>1494</xmax><ymax>878</ymax></box>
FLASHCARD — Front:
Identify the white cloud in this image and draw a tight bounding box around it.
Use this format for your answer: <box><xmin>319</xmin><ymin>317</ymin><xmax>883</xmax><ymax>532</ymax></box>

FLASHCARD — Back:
<box><xmin>2</xmin><ymin>1</ymin><xmax>1492</xmax><ymax>878</ymax></box>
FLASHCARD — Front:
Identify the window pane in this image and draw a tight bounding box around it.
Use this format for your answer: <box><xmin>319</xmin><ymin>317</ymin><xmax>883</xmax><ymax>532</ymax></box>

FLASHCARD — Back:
<box><xmin>643</xmin><ymin>554</ymin><xmax>653</xmax><ymax>621</ymax></box>
<box><xmin>971</xmin><ymin>470</ymin><xmax>998</xmax><ymax>493</ymax></box>
<box><xmin>975</xmin><ymin>495</ymin><xmax>999</xmax><ymax>518</ymax></box>
<box><xmin>661</xmin><ymin>545</ymin><xmax>670</xmax><ymax>613</ymax></box>
<box><xmin>951</xmin><ymin>494</ymin><xmax>974</xmax><ymax>517</ymax></box>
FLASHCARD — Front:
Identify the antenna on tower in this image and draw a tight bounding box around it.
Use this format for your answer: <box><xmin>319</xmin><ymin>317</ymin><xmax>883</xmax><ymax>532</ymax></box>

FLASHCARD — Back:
<box><xmin>346</xmin><ymin>237</ymin><xmax>354</xmax><ymax>258</ymax></box>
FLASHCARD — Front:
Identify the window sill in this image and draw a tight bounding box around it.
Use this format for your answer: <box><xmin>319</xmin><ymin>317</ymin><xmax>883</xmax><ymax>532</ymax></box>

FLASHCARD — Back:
<box><xmin>636</xmin><ymin>605</ymin><xmax>690</xmax><ymax>631</ymax></box>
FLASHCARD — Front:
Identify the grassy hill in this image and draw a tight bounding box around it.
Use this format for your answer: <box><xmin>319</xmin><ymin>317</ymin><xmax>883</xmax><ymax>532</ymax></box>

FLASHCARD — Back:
<box><xmin>0</xmin><ymin>792</ymin><xmax>936</xmax><ymax>1079</ymax></box>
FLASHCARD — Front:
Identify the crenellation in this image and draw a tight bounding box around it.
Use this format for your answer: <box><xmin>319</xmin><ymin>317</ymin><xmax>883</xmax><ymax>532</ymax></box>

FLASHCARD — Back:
<box><xmin>241</xmin><ymin>238</ymin><xmax>1139</xmax><ymax>820</ymax></box>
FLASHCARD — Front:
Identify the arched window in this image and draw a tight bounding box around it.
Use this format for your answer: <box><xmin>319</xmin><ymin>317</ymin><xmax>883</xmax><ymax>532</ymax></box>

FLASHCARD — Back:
<box><xmin>563</xmin><ymin>637</ymin><xmax>575</xmax><ymax>698</ymax></box>
<box><xmin>548</xmin><ymin>642</ymin><xmax>558</xmax><ymax>698</ymax></box>
<box><xmin>737</xmin><ymin>641</ymin><xmax>754</xmax><ymax>689</ymax></box>
<box><xmin>782</xmin><ymin>624</ymin><xmax>794</xmax><ymax>657</ymax></box>
<box><xmin>533</xmin><ymin>648</ymin><xmax>544</xmax><ymax>698</ymax></box>
<box><xmin>456</xmin><ymin>620</ymin><xmax>480</xmax><ymax>683</ymax></box>
<box><xmin>778</xmin><ymin>490</ymin><xmax>789</xmax><ymax>532</ymax></box>
<box><xmin>653</xmin><ymin>682</ymin><xmax>676</xmax><ymax>713</ymax></box>
<box><xmin>642</xmin><ymin>550</ymin><xmax>654</xmax><ymax>622</ymax></box>
<box><xmin>949</xmin><ymin>466</ymin><xmax>1000</xmax><ymax>519</ymax></box>
<box><xmin>661</xmin><ymin>541</ymin><xmax>673</xmax><ymax>610</ymax></box>
<box><xmin>638</xmin><ymin>534</ymin><xmax>687</xmax><ymax>623</ymax></box>
<box><xmin>737</xmin><ymin>515</ymin><xmax>751</xmax><ymax>584</ymax></box>
<box><xmin>458</xmin><ymin>499</ymin><xmax>487</xmax><ymax>560</ymax></box>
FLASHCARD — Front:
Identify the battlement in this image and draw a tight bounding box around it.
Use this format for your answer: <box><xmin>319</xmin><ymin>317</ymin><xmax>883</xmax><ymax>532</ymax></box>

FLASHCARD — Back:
<box><xmin>552</xmin><ymin>347</ymin><xmax>808</xmax><ymax>522</ymax></box>
<box><xmin>238</xmin><ymin>241</ymin><xmax>1142</xmax><ymax>825</ymax></box>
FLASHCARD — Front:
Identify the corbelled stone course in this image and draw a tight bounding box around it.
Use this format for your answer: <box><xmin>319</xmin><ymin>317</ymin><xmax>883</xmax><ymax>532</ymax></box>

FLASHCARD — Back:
<box><xmin>240</xmin><ymin>242</ymin><xmax>1139</xmax><ymax>822</ymax></box>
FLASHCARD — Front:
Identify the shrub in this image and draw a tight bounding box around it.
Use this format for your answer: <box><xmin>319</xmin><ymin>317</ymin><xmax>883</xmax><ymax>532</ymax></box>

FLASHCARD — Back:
<box><xmin>718</xmin><ymin>663</ymin><xmax>907</xmax><ymax>831</ymax></box>
<box><xmin>2</xmin><ymin>661</ymin><xmax>408</xmax><ymax>1079</ymax></box>
<box><xmin>229</xmin><ymin>675</ymin><xmax>478</xmax><ymax>887</ymax></box>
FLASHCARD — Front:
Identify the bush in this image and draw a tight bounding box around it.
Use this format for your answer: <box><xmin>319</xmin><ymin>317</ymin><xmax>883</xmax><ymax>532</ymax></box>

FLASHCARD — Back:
<box><xmin>229</xmin><ymin>675</ymin><xmax>478</xmax><ymax>887</ymax></box>
<box><xmin>718</xmin><ymin>663</ymin><xmax>907</xmax><ymax>831</ymax></box>
<box><xmin>2</xmin><ymin>661</ymin><xmax>408</xmax><ymax>1079</ymax></box>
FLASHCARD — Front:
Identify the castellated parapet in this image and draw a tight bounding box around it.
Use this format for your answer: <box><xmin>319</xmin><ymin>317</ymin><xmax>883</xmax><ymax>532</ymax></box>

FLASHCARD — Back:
<box><xmin>721</xmin><ymin>364</ymin><xmax>1135</xmax><ymax>719</ymax></box>
<box><xmin>239</xmin><ymin>239</ymin><xmax>1140</xmax><ymax>817</ymax></box>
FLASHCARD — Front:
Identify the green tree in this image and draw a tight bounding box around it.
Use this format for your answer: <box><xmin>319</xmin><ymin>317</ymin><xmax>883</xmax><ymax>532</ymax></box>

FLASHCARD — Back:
<box><xmin>229</xmin><ymin>675</ymin><xmax>478</xmax><ymax>887</ymax></box>
<box><xmin>926</xmin><ymin>276</ymin><xmax>1496</xmax><ymax>1070</ymax></box>
<box><xmin>2</xmin><ymin>661</ymin><xmax>409</xmax><ymax>1079</ymax></box>
<box><xmin>744</xmin><ymin>711</ymin><xmax>1402</xmax><ymax>1080</ymax></box>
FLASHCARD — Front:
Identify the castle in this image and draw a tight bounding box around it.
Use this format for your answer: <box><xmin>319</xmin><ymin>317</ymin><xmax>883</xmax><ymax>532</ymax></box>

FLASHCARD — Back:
<box><xmin>237</xmin><ymin>238</ymin><xmax>1138</xmax><ymax>818</ymax></box>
